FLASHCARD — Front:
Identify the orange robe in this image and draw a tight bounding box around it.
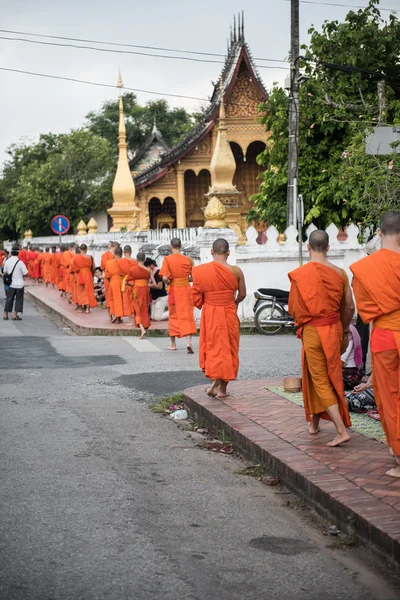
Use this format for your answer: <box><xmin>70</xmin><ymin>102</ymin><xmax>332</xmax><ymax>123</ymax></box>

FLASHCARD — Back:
<box><xmin>61</xmin><ymin>251</ymin><xmax>73</xmax><ymax>293</ymax></box>
<box><xmin>119</xmin><ymin>257</ymin><xmax>137</xmax><ymax>317</ymax></box>
<box><xmin>50</xmin><ymin>253</ymin><xmax>61</xmax><ymax>287</ymax></box>
<box><xmin>159</xmin><ymin>253</ymin><xmax>196</xmax><ymax>338</ymax></box>
<box><xmin>351</xmin><ymin>249</ymin><xmax>400</xmax><ymax>455</ymax></box>
<box><xmin>29</xmin><ymin>251</ymin><xmax>39</xmax><ymax>279</ymax></box>
<box><xmin>37</xmin><ymin>253</ymin><xmax>44</xmax><ymax>280</ymax></box>
<box><xmin>101</xmin><ymin>251</ymin><xmax>114</xmax><ymax>308</ymax></box>
<box><xmin>105</xmin><ymin>259</ymin><xmax>124</xmax><ymax>318</ymax></box>
<box><xmin>192</xmin><ymin>262</ymin><xmax>240</xmax><ymax>381</ymax></box>
<box><xmin>42</xmin><ymin>252</ymin><xmax>52</xmax><ymax>284</ymax></box>
<box><xmin>18</xmin><ymin>248</ymin><xmax>27</xmax><ymax>267</ymax></box>
<box><xmin>128</xmin><ymin>264</ymin><xmax>151</xmax><ymax>329</ymax></box>
<box><xmin>288</xmin><ymin>262</ymin><xmax>351</xmax><ymax>428</ymax></box>
<box><xmin>73</xmin><ymin>254</ymin><xmax>97</xmax><ymax>308</ymax></box>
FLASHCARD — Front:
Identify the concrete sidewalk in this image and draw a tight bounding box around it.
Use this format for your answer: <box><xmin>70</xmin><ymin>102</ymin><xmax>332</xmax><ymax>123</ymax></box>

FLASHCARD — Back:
<box><xmin>26</xmin><ymin>286</ymin><xmax>171</xmax><ymax>336</ymax></box>
<box><xmin>184</xmin><ymin>380</ymin><xmax>400</xmax><ymax>567</ymax></box>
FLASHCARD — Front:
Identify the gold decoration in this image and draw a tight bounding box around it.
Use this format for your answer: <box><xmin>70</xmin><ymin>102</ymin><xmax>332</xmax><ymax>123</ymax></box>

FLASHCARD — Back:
<box><xmin>208</xmin><ymin>79</ymin><xmax>238</xmax><ymax>194</ymax></box>
<box><xmin>143</xmin><ymin>210</ymin><xmax>151</xmax><ymax>231</ymax></box>
<box><xmin>24</xmin><ymin>230</ymin><xmax>33</xmax><ymax>240</ymax></box>
<box><xmin>87</xmin><ymin>218</ymin><xmax>98</xmax><ymax>234</ymax></box>
<box><xmin>130</xmin><ymin>212</ymin><xmax>139</xmax><ymax>231</ymax></box>
<box><xmin>278</xmin><ymin>233</ymin><xmax>287</xmax><ymax>244</ymax></box>
<box><xmin>156</xmin><ymin>212</ymin><xmax>175</xmax><ymax>229</ymax></box>
<box><xmin>77</xmin><ymin>220</ymin><xmax>88</xmax><ymax>236</ymax></box>
<box><xmin>204</xmin><ymin>195</ymin><xmax>227</xmax><ymax>228</ymax></box>
<box><xmin>108</xmin><ymin>73</ymin><xmax>141</xmax><ymax>232</ymax></box>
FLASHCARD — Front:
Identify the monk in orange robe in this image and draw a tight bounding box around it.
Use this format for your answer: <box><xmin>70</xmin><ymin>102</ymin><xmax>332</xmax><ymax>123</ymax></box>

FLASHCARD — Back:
<box><xmin>288</xmin><ymin>230</ymin><xmax>354</xmax><ymax>447</ymax></box>
<box><xmin>351</xmin><ymin>211</ymin><xmax>400</xmax><ymax>477</ymax></box>
<box><xmin>36</xmin><ymin>250</ymin><xmax>44</xmax><ymax>282</ymax></box>
<box><xmin>29</xmin><ymin>248</ymin><xmax>39</xmax><ymax>281</ymax></box>
<box><xmin>105</xmin><ymin>246</ymin><xmax>125</xmax><ymax>323</ymax></box>
<box><xmin>70</xmin><ymin>245</ymin><xmax>81</xmax><ymax>308</ymax></box>
<box><xmin>62</xmin><ymin>243</ymin><xmax>75</xmax><ymax>299</ymax></box>
<box><xmin>159</xmin><ymin>237</ymin><xmax>196</xmax><ymax>353</ymax></box>
<box><xmin>127</xmin><ymin>252</ymin><xmax>153</xmax><ymax>338</ymax></box>
<box><xmin>101</xmin><ymin>241</ymin><xmax>117</xmax><ymax>313</ymax></box>
<box><xmin>50</xmin><ymin>246</ymin><xmax>60</xmax><ymax>288</ymax></box>
<box><xmin>42</xmin><ymin>247</ymin><xmax>53</xmax><ymax>286</ymax></box>
<box><xmin>192</xmin><ymin>238</ymin><xmax>246</xmax><ymax>398</ymax></box>
<box><xmin>72</xmin><ymin>244</ymin><xmax>97</xmax><ymax>312</ymax></box>
<box><xmin>119</xmin><ymin>245</ymin><xmax>137</xmax><ymax>319</ymax></box>
<box><xmin>18</xmin><ymin>247</ymin><xmax>28</xmax><ymax>268</ymax></box>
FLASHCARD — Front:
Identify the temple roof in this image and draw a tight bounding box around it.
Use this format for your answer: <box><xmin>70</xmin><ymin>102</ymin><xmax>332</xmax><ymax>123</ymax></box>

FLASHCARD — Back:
<box><xmin>134</xmin><ymin>15</ymin><xmax>268</xmax><ymax>190</ymax></box>
<box><xmin>130</xmin><ymin>120</ymin><xmax>170</xmax><ymax>173</ymax></box>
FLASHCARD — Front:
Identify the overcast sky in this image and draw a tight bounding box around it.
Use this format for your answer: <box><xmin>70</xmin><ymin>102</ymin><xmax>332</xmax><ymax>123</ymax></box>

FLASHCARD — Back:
<box><xmin>0</xmin><ymin>0</ymin><xmax>396</xmax><ymax>167</ymax></box>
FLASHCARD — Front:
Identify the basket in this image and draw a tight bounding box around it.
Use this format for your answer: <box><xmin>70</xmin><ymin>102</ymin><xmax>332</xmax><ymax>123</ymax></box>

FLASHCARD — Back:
<box><xmin>283</xmin><ymin>377</ymin><xmax>302</xmax><ymax>393</ymax></box>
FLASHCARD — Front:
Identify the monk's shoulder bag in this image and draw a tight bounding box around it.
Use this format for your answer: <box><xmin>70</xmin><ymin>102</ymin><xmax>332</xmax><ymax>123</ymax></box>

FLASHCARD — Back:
<box><xmin>3</xmin><ymin>259</ymin><xmax>20</xmax><ymax>287</ymax></box>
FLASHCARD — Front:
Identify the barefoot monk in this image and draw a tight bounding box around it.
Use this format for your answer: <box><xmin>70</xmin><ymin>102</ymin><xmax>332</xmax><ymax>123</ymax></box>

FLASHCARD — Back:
<box><xmin>288</xmin><ymin>230</ymin><xmax>354</xmax><ymax>447</ymax></box>
<box><xmin>351</xmin><ymin>211</ymin><xmax>400</xmax><ymax>478</ymax></box>
<box><xmin>192</xmin><ymin>238</ymin><xmax>246</xmax><ymax>399</ymax></box>
<box><xmin>127</xmin><ymin>252</ymin><xmax>153</xmax><ymax>339</ymax></box>
<box><xmin>160</xmin><ymin>238</ymin><xmax>196</xmax><ymax>353</ymax></box>
<box><xmin>105</xmin><ymin>246</ymin><xmax>125</xmax><ymax>324</ymax></box>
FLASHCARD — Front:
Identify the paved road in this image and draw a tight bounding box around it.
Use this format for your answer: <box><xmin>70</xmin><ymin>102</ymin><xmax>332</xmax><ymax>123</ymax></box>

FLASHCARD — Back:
<box><xmin>0</xmin><ymin>294</ymin><xmax>397</xmax><ymax>600</ymax></box>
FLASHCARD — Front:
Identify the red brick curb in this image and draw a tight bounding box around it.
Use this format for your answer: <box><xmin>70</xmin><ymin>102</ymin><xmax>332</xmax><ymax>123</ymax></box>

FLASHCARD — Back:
<box><xmin>184</xmin><ymin>380</ymin><xmax>400</xmax><ymax>567</ymax></box>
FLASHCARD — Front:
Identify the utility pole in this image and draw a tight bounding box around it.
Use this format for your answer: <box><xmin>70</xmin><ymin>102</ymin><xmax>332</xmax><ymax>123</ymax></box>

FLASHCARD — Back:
<box><xmin>287</xmin><ymin>0</ymin><xmax>300</xmax><ymax>227</ymax></box>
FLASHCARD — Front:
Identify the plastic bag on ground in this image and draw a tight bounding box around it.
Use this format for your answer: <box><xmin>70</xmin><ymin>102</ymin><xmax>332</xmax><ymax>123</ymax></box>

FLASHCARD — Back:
<box><xmin>170</xmin><ymin>409</ymin><xmax>188</xmax><ymax>420</ymax></box>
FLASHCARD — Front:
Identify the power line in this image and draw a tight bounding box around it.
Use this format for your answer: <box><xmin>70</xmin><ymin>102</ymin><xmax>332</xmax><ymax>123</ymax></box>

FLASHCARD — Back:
<box><xmin>0</xmin><ymin>28</ymin><xmax>290</xmax><ymax>64</ymax></box>
<box><xmin>283</xmin><ymin>0</ymin><xmax>399</xmax><ymax>12</ymax></box>
<box><xmin>0</xmin><ymin>67</ymin><xmax>209</xmax><ymax>102</ymax></box>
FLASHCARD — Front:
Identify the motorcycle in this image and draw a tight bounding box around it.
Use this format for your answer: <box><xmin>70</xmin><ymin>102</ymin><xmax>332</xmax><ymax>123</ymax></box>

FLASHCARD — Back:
<box><xmin>253</xmin><ymin>288</ymin><xmax>295</xmax><ymax>335</ymax></box>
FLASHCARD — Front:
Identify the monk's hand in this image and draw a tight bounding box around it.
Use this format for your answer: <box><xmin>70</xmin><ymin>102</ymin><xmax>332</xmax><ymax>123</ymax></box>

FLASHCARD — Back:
<box><xmin>353</xmin><ymin>381</ymin><xmax>372</xmax><ymax>393</ymax></box>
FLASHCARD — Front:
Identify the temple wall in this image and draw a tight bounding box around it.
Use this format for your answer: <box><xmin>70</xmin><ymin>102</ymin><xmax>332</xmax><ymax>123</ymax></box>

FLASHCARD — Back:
<box><xmin>15</xmin><ymin>222</ymin><xmax>368</xmax><ymax>322</ymax></box>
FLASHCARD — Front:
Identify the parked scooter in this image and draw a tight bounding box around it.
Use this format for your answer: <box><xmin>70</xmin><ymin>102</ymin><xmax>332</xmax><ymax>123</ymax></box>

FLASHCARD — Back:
<box><xmin>253</xmin><ymin>288</ymin><xmax>295</xmax><ymax>335</ymax></box>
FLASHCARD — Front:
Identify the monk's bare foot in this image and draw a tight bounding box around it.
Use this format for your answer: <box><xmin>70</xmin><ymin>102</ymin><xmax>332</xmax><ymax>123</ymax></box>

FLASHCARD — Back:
<box><xmin>206</xmin><ymin>387</ymin><xmax>218</xmax><ymax>398</ymax></box>
<box><xmin>139</xmin><ymin>328</ymin><xmax>147</xmax><ymax>340</ymax></box>
<box><xmin>386</xmin><ymin>466</ymin><xmax>400</xmax><ymax>478</ymax></box>
<box><xmin>167</xmin><ymin>346</ymin><xmax>177</xmax><ymax>351</ymax></box>
<box><xmin>186</xmin><ymin>346</ymin><xmax>194</xmax><ymax>354</ymax></box>
<box><xmin>216</xmin><ymin>393</ymin><xmax>229</xmax><ymax>399</ymax></box>
<box><xmin>389</xmin><ymin>447</ymin><xmax>395</xmax><ymax>457</ymax></box>
<box><xmin>85</xmin><ymin>308</ymin><xmax>90</xmax><ymax>314</ymax></box>
<box><xmin>308</xmin><ymin>424</ymin><xmax>320</xmax><ymax>435</ymax></box>
<box><xmin>327</xmin><ymin>432</ymin><xmax>350</xmax><ymax>447</ymax></box>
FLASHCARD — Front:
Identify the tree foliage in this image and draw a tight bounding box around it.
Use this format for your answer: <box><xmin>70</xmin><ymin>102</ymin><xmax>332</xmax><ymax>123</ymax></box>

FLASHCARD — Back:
<box><xmin>250</xmin><ymin>1</ymin><xmax>400</xmax><ymax>231</ymax></box>
<box><xmin>85</xmin><ymin>94</ymin><xmax>196</xmax><ymax>158</ymax></box>
<box><xmin>0</xmin><ymin>130</ymin><xmax>114</xmax><ymax>238</ymax></box>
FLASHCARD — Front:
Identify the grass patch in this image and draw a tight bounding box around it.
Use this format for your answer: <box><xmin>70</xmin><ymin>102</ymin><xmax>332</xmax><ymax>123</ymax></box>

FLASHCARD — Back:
<box><xmin>236</xmin><ymin>464</ymin><xmax>267</xmax><ymax>478</ymax></box>
<box><xmin>149</xmin><ymin>392</ymin><xmax>185</xmax><ymax>413</ymax></box>
<box><xmin>217</xmin><ymin>427</ymin><xmax>231</xmax><ymax>443</ymax></box>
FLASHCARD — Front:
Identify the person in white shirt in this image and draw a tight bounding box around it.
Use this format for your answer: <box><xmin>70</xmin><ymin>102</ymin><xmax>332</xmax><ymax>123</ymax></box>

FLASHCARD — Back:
<box><xmin>3</xmin><ymin>246</ymin><xmax>28</xmax><ymax>321</ymax></box>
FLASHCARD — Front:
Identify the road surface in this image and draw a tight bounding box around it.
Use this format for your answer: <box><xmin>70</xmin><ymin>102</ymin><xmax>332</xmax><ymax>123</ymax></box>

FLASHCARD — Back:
<box><xmin>0</xmin><ymin>294</ymin><xmax>397</xmax><ymax>600</ymax></box>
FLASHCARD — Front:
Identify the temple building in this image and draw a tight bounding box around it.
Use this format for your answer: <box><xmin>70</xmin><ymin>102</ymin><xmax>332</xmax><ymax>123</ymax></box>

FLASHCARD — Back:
<box><xmin>128</xmin><ymin>17</ymin><xmax>268</xmax><ymax>239</ymax></box>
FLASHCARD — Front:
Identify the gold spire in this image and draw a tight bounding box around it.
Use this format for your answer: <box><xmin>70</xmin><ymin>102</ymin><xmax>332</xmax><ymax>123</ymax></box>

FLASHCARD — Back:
<box><xmin>208</xmin><ymin>78</ymin><xmax>237</xmax><ymax>194</ymax></box>
<box><xmin>107</xmin><ymin>72</ymin><xmax>141</xmax><ymax>232</ymax></box>
<box><xmin>204</xmin><ymin>78</ymin><xmax>241</xmax><ymax>229</ymax></box>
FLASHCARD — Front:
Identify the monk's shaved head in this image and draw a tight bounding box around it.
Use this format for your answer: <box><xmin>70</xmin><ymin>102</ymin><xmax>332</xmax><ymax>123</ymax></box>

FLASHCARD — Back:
<box><xmin>212</xmin><ymin>238</ymin><xmax>229</xmax><ymax>255</ymax></box>
<box><xmin>69</xmin><ymin>242</ymin><xmax>75</xmax><ymax>249</ymax></box>
<box><xmin>309</xmin><ymin>230</ymin><xmax>329</xmax><ymax>253</ymax></box>
<box><xmin>171</xmin><ymin>238</ymin><xmax>181</xmax><ymax>249</ymax></box>
<box><xmin>137</xmin><ymin>252</ymin><xmax>145</xmax><ymax>262</ymax></box>
<box><xmin>114</xmin><ymin>247</ymin><xmax>123</xmax><ymax>258</ymax></box>
<box><xmin>111</xmin><ymin>241</ymin><xmax>120</xmax><ymax>249</ymax></box>
<box><xmin>380</xmin><ymin>211</ymin><xmax>400</xmax><ymax>236</ymax></box>
<box><xmin>124</xmin><ymin>245</ymin><xmax>132</xmax><ymax>254</ymax></box>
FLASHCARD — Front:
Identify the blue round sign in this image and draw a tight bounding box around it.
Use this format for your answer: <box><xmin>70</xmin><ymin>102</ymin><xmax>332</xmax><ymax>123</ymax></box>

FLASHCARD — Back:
<box><xmin>51</xmin><ymin>215</ymin><xmax>70</xmax><ymax>235</ymax></box>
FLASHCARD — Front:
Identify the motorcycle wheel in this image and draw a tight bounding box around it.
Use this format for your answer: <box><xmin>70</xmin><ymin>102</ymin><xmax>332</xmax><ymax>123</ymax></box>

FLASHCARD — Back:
<box><xmin>254</xmin><ymin>302</ymin><xmax>285</xmax><ymax>335</ymax></box>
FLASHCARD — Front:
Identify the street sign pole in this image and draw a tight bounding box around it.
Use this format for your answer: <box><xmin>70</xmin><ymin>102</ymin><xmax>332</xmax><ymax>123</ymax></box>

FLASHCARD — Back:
<box><xmin>297</xmin><ymin>194</ymin><xmax>304</xmax><ymax>266</ymax></box>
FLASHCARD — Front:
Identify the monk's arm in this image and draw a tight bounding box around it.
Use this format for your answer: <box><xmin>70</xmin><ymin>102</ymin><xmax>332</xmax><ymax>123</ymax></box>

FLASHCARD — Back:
<box><xmin>236</xmin><ymin>268</ymin><xmax>246</xmax><ymax>305</ymax></box>
<box><xmin>191</xmin><ymin>281</ymin><xmax>204</xmax><ymax>309</ymax></box>
<box><xmin>352</xmin><ymin>278</ymin><xmax>382</xmax><ymax>324</ymax></box>
<box><xmin>343</xmin><ymin>284</ymin><xmax>355</xmax><ymax>331</ymax></box>
<box><xmin>159</xmin><ymin>259</ymin><xmax>171</xmax><ymax>285</ymax></box>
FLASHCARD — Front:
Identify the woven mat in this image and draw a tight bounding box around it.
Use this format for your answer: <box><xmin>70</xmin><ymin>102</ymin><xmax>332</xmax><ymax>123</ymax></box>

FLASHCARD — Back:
<box><xmin>267</xmin><ymin>386</ymin><xmax>385</xmax><ymax>443</ymax></box>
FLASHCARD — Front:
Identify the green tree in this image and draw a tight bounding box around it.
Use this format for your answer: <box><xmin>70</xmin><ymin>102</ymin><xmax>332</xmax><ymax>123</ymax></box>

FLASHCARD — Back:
<box><xmin>85</xmin><ymin>93</ymin><xmax>196</xmax><ymax>158</ymax></box>
<box><xmin>0</xmin><ymin>129</ymin><xmax>114</xmax><ymax>238</ymax></box>
<box><xmin>250</xmin><ymin>1</ymin><xmax>400</xmax><ymax>231</ymax></box>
